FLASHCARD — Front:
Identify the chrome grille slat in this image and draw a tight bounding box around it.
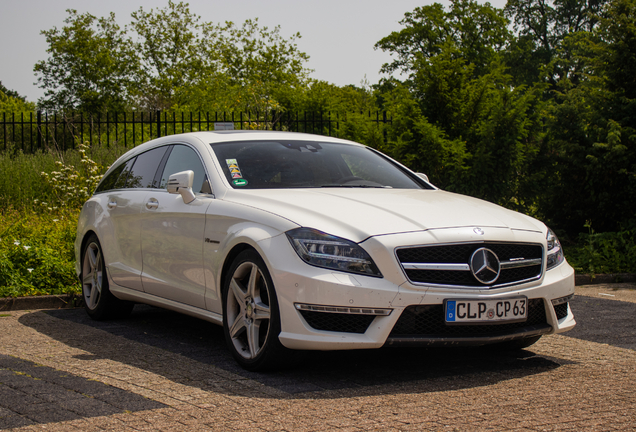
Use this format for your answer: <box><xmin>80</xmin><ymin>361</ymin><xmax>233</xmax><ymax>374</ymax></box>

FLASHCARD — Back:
<box><xmin>396</xmin><ymin>242</ymin><xmax>544</xmax><ymax>288</ymax></box>
<box><xmin>402</xmin><ymin>263</ymin><xmax>470</xmax><ymax>271</ymax></box>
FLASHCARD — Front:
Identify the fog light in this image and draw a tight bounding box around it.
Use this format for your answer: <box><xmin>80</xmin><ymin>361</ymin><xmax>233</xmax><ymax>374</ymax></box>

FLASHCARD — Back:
<box><xmin>551</xmin><ymin>294</ymin><xmax>574</xmax><ymax>306</ymax></box>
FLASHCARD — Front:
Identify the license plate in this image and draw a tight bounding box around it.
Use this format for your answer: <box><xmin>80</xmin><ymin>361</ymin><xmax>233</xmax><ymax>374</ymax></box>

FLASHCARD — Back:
<box><xmin>444</xmin><ymin>297</ymin><xmax>528</xmax><ymax>324</ymax></box>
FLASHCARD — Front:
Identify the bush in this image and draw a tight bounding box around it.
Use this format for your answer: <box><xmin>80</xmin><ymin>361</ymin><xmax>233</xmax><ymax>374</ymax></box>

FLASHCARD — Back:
<box><xmin>565</xmin><ymin>222</ymin><xmax>636</xmax><ymax>274</ymax></box>
<box><xmin>0</xmin><ymin>209</ymin><xmax>79</xmax><ymax>297</ymax></box>
<box><xmin>0</xmin><ymin>141</ymin><xmax>128</xmax><ymax>298</ymax></box>
<box><xmin>0</xmin><ymin>142</ymin><xmax>127</xmax><ymax>213</ymax></box>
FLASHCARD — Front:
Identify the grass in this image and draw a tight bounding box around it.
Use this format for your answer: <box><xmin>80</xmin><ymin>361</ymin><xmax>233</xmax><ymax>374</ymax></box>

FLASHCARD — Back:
<box><xmin>0</xmin><ymin>143</ymin><xmax>127</xmax><ymax>211</ymax></box>
<box><xmin>0</xmin><ymin>208</ymin><xmax>80</xmax><ymax>297</ymax></box>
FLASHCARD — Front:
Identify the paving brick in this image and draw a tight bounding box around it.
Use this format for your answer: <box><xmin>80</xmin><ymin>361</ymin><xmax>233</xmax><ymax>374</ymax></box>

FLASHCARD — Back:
<box><xmin>0</xmin><ymin>288</ymin><xmax>634</xmax><ymax>431</ymax></box>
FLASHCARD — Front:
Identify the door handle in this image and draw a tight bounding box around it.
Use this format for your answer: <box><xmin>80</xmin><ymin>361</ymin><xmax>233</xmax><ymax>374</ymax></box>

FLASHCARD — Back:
<box><xmin>146</xmin><ymin>198</ymin><xmax>159</xmax><ymax>210</ymax></box>
<box><xmin>107</xmin><ymin>200</ymin><xmax>117</xmax><ymax>209</ymax></box>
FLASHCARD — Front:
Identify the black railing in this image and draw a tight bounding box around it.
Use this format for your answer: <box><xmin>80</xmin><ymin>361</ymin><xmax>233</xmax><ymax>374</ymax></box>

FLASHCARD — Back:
<box><xmin>0</xmin><ymin>110</ymin><xmax>392</xmax><ymax>152</ymax></box>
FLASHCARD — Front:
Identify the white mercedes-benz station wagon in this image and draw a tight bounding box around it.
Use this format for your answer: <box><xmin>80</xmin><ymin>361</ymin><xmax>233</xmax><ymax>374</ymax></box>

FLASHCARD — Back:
<box><xmin>75</xmin><ymin>130</ymin><xmax>576</xmax><ymax>370</ymax></box>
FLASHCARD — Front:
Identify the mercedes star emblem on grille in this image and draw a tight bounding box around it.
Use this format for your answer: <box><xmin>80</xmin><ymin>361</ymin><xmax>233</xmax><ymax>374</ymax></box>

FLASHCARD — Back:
<box><xmin>470</xmin><ymin>247</ymin><xmax>501</xmax><ymax>284</ymax></box>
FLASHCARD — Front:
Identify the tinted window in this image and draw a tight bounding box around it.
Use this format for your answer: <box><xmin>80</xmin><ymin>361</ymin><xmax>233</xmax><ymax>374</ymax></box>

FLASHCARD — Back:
<box><xmin>113</xmin><ymin>158</ymin><xmax>135</xmax><ymax>190</ymax></box>
<box><xmin>211</xmin><ymin>140</ymin><xmax>424</xmax><ymax>189</ymax></box>
<box><xmin>160</xmin><ymin>145</ymin><xmax>207</xmax><ymax>193</ymax></box>
<box><xmin>126</xmin><ymin>146</ymin><xmax>169</xmax><ymax>189</ymax></box>
<box><xmin>94</xmin><ymin>163</ymin><xmax>126</xmax><ymax>193</ymax></box>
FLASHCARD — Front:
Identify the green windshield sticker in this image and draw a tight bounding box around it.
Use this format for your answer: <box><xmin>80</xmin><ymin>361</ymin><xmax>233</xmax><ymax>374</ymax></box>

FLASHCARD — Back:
<box><xmin>233</xmin><ymin>178</ymin><xmax>248</xmax><ymax>187</ymax></box>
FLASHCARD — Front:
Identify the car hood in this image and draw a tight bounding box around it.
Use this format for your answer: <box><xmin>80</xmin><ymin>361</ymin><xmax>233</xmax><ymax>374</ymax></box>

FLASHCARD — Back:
<box><xmin>225</xmin><ymin>188</ymin><xmax>544</xmax><ymax>242</ymax></box>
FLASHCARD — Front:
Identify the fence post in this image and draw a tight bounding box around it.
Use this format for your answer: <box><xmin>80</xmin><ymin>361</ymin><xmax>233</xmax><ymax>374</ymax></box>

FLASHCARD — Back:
<box><xmin>37</xmin><ymin>111</ymin><xmax>42</xmax><ymax>150</ymax></box>
<box><xmin>156</xmin><ymin>110</ymin><xmax>161</xmax><ymax>138</ymax></box>
<box><xmin>383</xmin><ymin>111</ymin><xmax>388</xmax><ymax>144</ymax></box>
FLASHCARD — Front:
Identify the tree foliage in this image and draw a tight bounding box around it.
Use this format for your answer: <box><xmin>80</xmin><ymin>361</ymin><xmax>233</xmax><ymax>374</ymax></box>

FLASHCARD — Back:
<box><xmin>34</xmin><ymin>10</ymin><xmax>135</xmax><ymax>113</ymax></box>
<box><xmin>376</xmin><ymin>0</ymin><xmax>635</xmax><ymax>236</ymax></box>
<box><xmin>375</xmin><ymin>0</ymin><xmax>511</xmax><ymax>79</ymax></box>
<box><xmin>376</xmin><ymin>0</ymin><xmax>545</xmax><ymax>211</ymax></box>
<box><xmin>504</xmin><ymin>0</ymin><xmax>604</xmax><ymax>87</ymax></box>
<box><xmin>34</xmin><ymin>2</ymin><xmax>313</xmax><ymax>114</ymax></box>
<box><xmin>129</xmin><ymin>1</ymin><xmax>213</xmax><ymax>110</ymax></box>
<box><xmin>0</xmin><ymin>82</ymin><xmax>36</xmax><ymax>113</ymax></box>
<box><xmin>537</xmin><ymin>0</ymin><xmax>636</xmax><ymax>233</ymax></box>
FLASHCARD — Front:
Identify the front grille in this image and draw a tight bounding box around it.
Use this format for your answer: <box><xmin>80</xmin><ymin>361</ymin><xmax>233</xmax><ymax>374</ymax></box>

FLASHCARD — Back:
<box><xmin>397</xmin><ymin>242</ymin><xmax>543</xmax><ymax>288</ymax></box>
<box><xmin>554</xmin><ymin>302</ymin><xmax>569</xmax><ymax>320</ymax></box>
<box><xmin>300</xmin><ymin>310</ymin><xmax>375</xmax><ymax>334</ymax></box>
<box><xmin>389</xmin><ymin>298</ymin><xmax>548</xmax><ymax>338</ymax></box>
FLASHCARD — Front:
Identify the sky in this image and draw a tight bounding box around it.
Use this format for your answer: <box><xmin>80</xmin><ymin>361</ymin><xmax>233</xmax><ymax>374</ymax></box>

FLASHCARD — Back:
<box><xmin>0</xmin><ymin>0</ymin><xmax>507</xmax><ymax>103</ymax></box>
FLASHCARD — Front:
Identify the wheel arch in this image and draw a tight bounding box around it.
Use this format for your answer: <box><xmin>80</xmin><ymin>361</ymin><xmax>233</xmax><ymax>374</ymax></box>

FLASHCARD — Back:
<box><xmin>78</xmin><ymin>229</ymin><xmax>99</xmax><ymax>281</ymax></box>
<box><xmin>220</xmin><ymin>243</ymin><xmax>258</xmax><ymax>295</ymax></box>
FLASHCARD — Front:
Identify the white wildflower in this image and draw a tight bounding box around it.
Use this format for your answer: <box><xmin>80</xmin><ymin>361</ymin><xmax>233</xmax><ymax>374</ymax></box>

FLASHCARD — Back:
<box><xmin>27</xmin><ymin>268</ymin><xmax>34</xmax><ymax>273</ymax></box>
<box><xmin>23</xmin><ymin>245</ymin><xmax>30</xmax><ymax>250</ymax></box>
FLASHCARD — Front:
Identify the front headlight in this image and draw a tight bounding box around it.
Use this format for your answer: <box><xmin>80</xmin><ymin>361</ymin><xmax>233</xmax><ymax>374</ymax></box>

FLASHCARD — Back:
<box><xmin>286</xmin><ymin>228</ymin><xmax>382</xmax><ymax>277</ymax></box>
<box><xmin>546</xmin><ymin>228</ymin><xmax>565</xmax><ymax>270</ymax></box>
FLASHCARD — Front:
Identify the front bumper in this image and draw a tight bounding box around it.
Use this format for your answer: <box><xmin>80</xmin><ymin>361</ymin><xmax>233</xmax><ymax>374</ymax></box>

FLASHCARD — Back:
<box><xmin>258</xmin><ymin>230</ymin><xmax>576</xmax><ymax>351</ymax></box>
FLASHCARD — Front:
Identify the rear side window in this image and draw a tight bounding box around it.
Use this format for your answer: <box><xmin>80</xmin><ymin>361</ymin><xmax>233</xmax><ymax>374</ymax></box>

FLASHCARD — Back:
<box><xmin>113</xmin><ymin>159</ymin><xmax>135</xmax><ymax>189</ymax></box>
<box><xmin>126</xmin><ymin>146</ymin><xmax>169</xmax><ymax>189</ymax></box>
<box><xmin>95</xmin><ymin>163</ymin><xmax>126</xmax><ymax>193</ymax></box>
<box><xmin>94</xmin><ymin>146</ymin><xmax>169</xmax><ymax>193</ymax></box>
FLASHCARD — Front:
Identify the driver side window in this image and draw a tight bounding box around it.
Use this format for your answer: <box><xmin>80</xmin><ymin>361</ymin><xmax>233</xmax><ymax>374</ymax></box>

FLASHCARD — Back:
<box><xmin>160</xmin><ymin>145</ymin><xmax>207</xmax><ymax>193</ymax></box>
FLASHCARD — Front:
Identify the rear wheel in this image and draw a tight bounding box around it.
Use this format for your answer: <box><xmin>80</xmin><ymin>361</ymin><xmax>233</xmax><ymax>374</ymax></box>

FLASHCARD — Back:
<box><xmin>222</xmin><ymin>250</ymin><xmax>292</xmax><ymax>371</ymax></box>
<box><xmin>81</xmin><ymin>234</ymin><xmax>134</xmax><ymax>320</ymax></box>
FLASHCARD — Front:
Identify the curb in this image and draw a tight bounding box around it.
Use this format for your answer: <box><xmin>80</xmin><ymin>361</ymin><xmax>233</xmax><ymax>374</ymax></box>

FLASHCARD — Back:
<box><xmin>0</xmin><ymin>294</ymin><xmax>84</xmax><ymax>312</ymax></box>
<box><xmin>575</xmin><ymin>273</ymin><xmax>636</xmax><ymax>286</ymax></box>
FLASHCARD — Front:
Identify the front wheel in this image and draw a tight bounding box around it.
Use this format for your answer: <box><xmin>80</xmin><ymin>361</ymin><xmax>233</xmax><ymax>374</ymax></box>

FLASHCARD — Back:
<box><xmin>81</xmin><ymin>234</ymin><xmax>134</xmax><ymax>320</ymax></box>
<box><xmin>222</xmin><ymin>250</ymin><xmax>291</xmax><ymax>371</ymax></box>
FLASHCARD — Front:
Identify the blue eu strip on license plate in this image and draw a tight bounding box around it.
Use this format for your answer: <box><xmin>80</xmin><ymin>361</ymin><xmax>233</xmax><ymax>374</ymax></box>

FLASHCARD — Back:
<box><xmin>444</xmin><ymin>297</ymin><xmax>528</xmax><ymax>324</ymax></box>
<box><xmin>446</xmin><ymin>300</ymin><xmax>457</xmax><ymax>322</ymax></box>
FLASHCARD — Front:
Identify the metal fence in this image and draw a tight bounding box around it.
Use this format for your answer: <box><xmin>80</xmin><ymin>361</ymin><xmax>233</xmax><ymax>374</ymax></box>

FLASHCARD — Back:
<box><xmin>0</xmin><ymin>110</ymin><xmax>392</xmax><ymax>152</ymax></box>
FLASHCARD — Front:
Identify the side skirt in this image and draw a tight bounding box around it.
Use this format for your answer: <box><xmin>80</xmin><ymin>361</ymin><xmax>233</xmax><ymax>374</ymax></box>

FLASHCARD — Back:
<box><xmin>109</xmin><ymin>284</ymin><xmax>223</xmax><ymax>326</ymax></box>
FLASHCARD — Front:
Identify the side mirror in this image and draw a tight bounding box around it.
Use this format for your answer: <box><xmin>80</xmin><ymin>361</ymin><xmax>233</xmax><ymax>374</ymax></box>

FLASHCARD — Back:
<box><xmin>416</xmin><ymin>172</ymin><xmax>430</xmax><ymax>183</ymax></box>
<box><xmin>167</xmin><ymin>170</ymin><xmax>196</xmax><ymax>204</ymax></box>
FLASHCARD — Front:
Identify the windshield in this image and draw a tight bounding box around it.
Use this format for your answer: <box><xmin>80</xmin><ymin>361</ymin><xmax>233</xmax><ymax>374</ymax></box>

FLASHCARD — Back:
<box><xmin>211</xmin><ymin>140</ymin><xmax>426</xmax><ymax>189</ymax></box>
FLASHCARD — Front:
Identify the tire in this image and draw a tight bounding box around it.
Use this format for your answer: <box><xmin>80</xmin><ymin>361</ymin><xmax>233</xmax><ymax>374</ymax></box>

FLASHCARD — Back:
<box><xmin>222</xmin><ymin>250</ymin><xmax>292</xmax><ymax>371</ymax></box>
<box><xmin>494</xmin><ymin>335</ymin><xmax>542</xmax><ymax>351</ymax></box>
<box><xmin>81</xmin><ymin>234</ymin><xmax>134</xmax><ymax>320</ymax></box>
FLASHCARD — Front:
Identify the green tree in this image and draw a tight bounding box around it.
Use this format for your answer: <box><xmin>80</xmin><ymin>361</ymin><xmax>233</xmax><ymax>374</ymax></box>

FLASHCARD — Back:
<box><xmin>34</xmin><ymin>9</ymin><xmax>137</xmax><ymax>113</ymax></box>
<box><xmin>179</xmin><ymin>18</ymin><xmax>311</xmax><ymax>116</ymax></box>
<box><xmin>0</xmin><ymin>82</ymin><xmax>36</xmax><ymax>113</ymax></box>
<box><xmin>129</xmin><ymin>1</ymin><xmax>215</xmax><ymax>110</ymax></box>
<box><xmin>0</xmin><ymin>82</ymin><xmax>28</xmax><ymax>102</ymax></box>
<box><xmin>538</xmin><ymin>0</ymin><xmax>636</xmax><ymax>233</ymax></box>
<box><xmin>375</xmin><ymin>0</ymin><xmax>511</xmax><ymax>80</ymax></box>
<box><xmin>504</xmin><ymin>0</ymin><xmax>606</xmax><ymax>88</ymax></box>
<box><xmin>0</xmin><ymin>91</ymin><xmax>36</xmax><ymax>114</ymax></box>
<box><xmin>376</xmin><ymin>0</ymin><xmax>545</xmax><ymax>211</ymax></box>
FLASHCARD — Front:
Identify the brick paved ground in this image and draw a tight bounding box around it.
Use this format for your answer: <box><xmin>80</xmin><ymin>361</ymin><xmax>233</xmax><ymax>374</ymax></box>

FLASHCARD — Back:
<box><xmin>0</xmin><ymin>284</ymin><xmax>634</xmax><ymax>431</ymax></box>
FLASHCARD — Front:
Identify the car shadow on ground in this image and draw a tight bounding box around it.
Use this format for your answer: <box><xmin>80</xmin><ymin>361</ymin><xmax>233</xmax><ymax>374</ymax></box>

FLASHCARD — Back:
<box><xmin>18</xmin><ymin>304</ymin><xmax>575</xmax><ymax>397</ymax></box>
